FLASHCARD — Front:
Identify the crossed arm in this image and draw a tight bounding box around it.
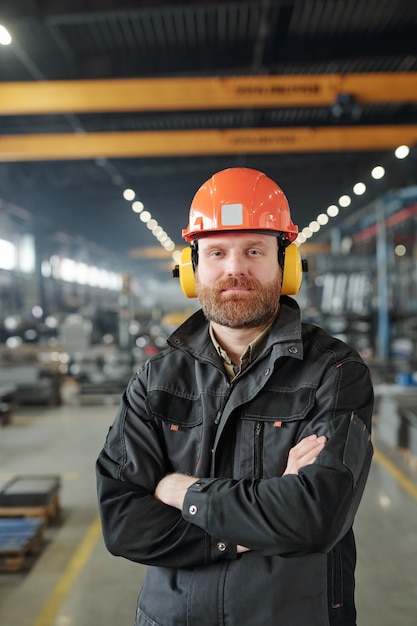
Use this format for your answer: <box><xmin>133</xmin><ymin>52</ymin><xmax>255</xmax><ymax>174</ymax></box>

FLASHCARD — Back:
<box><xmin>154</xmin><ymin>433</ymin><xmax>327</xmax><ymax>553</ymax></box>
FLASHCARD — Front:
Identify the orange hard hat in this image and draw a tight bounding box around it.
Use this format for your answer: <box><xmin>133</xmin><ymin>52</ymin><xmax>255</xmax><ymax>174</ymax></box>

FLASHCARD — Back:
<box><xmin>182</xmin><ymin>167</ymin><xmax>298</xmax><ymax>242</ymax></box>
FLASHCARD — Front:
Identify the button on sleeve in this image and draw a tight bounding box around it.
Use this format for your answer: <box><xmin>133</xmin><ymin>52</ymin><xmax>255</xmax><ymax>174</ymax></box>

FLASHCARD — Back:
<box><xmin>182</xmin><ymin>478</ymin><xmax>217</xmax><ymax>528</ymax></box>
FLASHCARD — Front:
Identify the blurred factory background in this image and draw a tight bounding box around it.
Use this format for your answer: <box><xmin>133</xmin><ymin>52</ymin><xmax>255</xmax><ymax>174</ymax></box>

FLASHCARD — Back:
<box><xmin>0</xmin><ymin>0</ymin><xmax>417</xmax><ymax>398</ymax></box>
<box><xmin>0</xmin><ymin>2</ymin><xmax>417</xmax><ymax>625</ymax></box>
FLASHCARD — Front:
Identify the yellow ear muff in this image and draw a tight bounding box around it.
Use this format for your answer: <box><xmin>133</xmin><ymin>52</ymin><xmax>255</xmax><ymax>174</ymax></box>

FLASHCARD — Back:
<box><xmin>175</xmin><ymin>242</ymin><xmax>306</xmax><ymax>298</ymax></box>
<box><xmin>281</xmin><ymin>243</ymin><xmax>303</xmax><ymax>295</ymax></box>
<box><xmin>177</xmin><ymin>246</ymin><xmax>197</xmax><ymax>298</ymax></box>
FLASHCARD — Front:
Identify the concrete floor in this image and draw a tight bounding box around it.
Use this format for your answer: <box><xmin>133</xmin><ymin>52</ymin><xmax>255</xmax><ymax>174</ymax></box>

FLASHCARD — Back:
<box><xmin>0</xmin><ymin>385</ymin><xmax>416</xmax><ymax>626</ymax></box>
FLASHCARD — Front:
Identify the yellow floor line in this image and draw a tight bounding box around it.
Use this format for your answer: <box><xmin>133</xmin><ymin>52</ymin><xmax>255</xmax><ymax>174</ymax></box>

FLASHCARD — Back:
<box><xmin>33</xmin><ymin>514</ymin><xmax>102</xmax><ymax>626</ymax></box>
<box><xmin>373</xmin><ymin>446</ymin><xmax>417</xmax><ymax>502</ymax></box>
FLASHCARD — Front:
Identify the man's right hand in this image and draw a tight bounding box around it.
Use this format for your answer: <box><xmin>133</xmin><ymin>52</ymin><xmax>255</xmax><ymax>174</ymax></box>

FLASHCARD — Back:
<box><xmin>283</xmin><ymin>434</ymin><xmax>327</xmax><ymax>476</ymax></box>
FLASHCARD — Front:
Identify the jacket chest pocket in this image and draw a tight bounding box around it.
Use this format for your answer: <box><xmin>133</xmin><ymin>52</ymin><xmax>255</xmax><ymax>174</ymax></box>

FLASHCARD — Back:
<box><xmin>236</xmin><ymin>385</ymin><xmax>316</xmax><ymax>479</ymax></box>
<box><xmin>147</xmin><ymin>390</ymin><xmax>203</xmax><ymax>474</ymax></box>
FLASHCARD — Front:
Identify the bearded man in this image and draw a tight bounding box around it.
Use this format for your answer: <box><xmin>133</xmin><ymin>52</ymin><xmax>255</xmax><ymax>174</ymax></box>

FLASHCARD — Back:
<box><xmin>96</xmin><ymin>167</ymin><xmax>374</xmax><ymax>626</ymax></box>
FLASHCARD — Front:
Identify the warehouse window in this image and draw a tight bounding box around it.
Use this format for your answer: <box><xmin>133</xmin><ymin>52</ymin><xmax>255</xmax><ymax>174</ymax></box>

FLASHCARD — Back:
<box><xmin>0</xmin><ymin>238</ymin><xmax>15</xmax><ymax>270</ymax></box>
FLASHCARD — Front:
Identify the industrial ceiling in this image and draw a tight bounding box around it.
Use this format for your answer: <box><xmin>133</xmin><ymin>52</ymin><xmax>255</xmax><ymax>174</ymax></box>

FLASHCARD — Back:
<box><xmin>0</xmin><ymin>0</ymin><xmax>416</xmax><ymax>280</ymax></box>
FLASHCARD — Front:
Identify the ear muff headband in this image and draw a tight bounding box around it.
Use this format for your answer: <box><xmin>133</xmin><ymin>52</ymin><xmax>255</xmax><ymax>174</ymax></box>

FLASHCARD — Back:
<box><xmin>174</xmin><ymin>243</ymin><xmax>306</xmax><ymax>298</ymax></box>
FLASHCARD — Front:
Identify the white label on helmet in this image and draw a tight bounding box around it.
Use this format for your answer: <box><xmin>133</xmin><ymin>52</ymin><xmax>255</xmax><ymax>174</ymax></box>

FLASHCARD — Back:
<box><xmin>221</xmin><ymin>203</ymin><xmax>243</xmax><ymax>226</ymax></box>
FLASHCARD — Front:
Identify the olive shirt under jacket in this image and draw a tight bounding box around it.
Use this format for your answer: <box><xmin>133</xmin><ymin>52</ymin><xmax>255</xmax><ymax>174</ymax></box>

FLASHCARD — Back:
<box><xmin>96</xmin><ymin>296</ymin><xmax>374</xmax><ymax>626</ymax></box>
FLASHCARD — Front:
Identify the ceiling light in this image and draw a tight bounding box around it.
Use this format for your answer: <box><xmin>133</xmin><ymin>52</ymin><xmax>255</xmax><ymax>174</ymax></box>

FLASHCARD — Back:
<box><xmin>317</xmin><ymin>213</ymin><xmax>329</xmax><ymax>226</ymax></box>
<box><xmin>327</xmin><ymin>205</ymin><xmax>339</xmax><ymax>218</ymax></box>
<box><xmin>371</xmin><ymin>166</ymin><xmax>385</xmax><ymax>180</ymax></box>
<box><xmin>132</xmin><ymin>201</ymin><xmax>144</xmax><ymax>213</ymax></box>
<box><xmin>123</xmin><ymin>188</ymin><xmax>135</xmax><ymax>201</ymax></box>
<box><xmin>353</xmin><ymin>182</ymin><xmax>366</xmax><ymax>195</ymax></box>
<box><xmin>302</xmin><ymin>227</ymin><xmax>313</xmax><ymax>238</ymax></box>
<box><xmin>394</xmin><ymin>244</ymin><xmax>406</xmax><ymax>257</ymax></box>
<box><xmin>139</xmin><ymin>211</ymin><xmax>151</xmax><ymax>222</ymax></box>
<box><xmin>0</xmin><ymin>25</ymin><xmax>12</xmax><ymax>45</ymax></box>
<box><xmin>146</xmin><ymin>219</ymin><xmax>158</xmax><ymax>230</ymax></box>
<box><xmin>296</xmin><ymin>233</ymin><xmax>306</xmax><ymax>244</ymax></box>
<box><xmin>338</xmin><ymin>195</ymin><xmax>351</xmax><ymax>207</ymax></box>
<box><xmin>395</xmin><ymin>145</ymin><xmax>410</xmax><ymax>159</ymax></box>
<box><xmin>309</xmin><ymin>221</ymin><xmax>320</xmax><ymax>232</ymax></box>
<box><xmin>163</xmin><ymin>237</ymin><xmax>175</xmax><ymax>252</ymax></box>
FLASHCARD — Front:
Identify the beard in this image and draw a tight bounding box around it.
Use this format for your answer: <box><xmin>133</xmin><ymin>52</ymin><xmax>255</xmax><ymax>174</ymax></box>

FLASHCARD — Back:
<box><xmin>196</xmin><ymin>273</ymin><xmax>282</xmax><ymax>328</ymax></box>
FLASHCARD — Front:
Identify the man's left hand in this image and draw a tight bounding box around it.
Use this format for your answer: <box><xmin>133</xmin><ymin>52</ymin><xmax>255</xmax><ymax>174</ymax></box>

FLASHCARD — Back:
<box><xmin>154</xmin><ymin>472</ymin><xmax>198</xmax><ymax>510</ymax></box>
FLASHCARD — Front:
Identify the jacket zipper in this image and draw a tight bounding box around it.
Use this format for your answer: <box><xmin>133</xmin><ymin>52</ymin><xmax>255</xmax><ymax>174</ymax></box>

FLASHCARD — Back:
<box><xmin>254</xmin><ymin>421</ymin><xmax>264</xmax><ymax>478</ymax></box>
<box><xmin>214</xmin><ymin>383</ymin><xmax>233</xmax><ymax>425</ymax></box>
<box><xmin>330</xmin><ymin>542</ymin><xmax>343</xmax><ymax>608</ymax></box>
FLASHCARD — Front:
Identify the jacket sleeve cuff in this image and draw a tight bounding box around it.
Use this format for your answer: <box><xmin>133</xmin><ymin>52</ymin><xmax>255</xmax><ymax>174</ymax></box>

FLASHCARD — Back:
<box><xmin>183</xmin><ymin>479</ymin><xmax>236</xmax><ymax>561</ymax></box>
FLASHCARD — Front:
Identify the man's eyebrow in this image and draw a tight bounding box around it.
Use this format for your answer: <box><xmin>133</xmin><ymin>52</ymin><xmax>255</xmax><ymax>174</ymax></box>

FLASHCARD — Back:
<box><xmin>200</xmin><ymin>242</ymin><xmax>228</xmax><ymax>252</ymax></box>
<box><xmin>244</xmin><ymin>239</ymin><xmax>272</xmax><ymax>247</ymax></box>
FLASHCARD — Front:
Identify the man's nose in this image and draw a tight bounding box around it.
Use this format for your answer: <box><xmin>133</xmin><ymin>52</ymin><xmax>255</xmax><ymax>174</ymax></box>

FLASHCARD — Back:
<box><xmin>225</xmin><ymin>252</ymin><xmax>246</xmax><ymax>275</ymax></box>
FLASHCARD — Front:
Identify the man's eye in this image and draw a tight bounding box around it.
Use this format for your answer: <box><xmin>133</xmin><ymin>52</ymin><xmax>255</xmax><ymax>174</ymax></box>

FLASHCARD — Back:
<box><xmin>210</xmin><ymin>250</ymin><xmax>223</xmax><ymax>257</ymax></box>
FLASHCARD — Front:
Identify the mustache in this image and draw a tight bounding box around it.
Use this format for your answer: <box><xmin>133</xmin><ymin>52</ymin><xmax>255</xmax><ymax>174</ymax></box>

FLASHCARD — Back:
<box><xmin>215</xmin><ymin>277</ymin><xmax>260</xmax><ymax>291</ymax></box>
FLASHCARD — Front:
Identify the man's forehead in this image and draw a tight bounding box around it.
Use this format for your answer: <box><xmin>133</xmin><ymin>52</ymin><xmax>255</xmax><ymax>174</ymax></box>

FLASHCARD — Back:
<box><xmin>197</xmin><ymin>231</ymin><xmax>278</xmax><ymax>247</ymax></box>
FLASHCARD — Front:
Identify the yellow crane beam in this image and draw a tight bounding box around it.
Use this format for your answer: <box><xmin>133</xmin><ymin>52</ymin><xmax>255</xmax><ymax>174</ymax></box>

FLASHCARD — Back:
<box><xmin>0</xmin><ymin>73</ymin><xmax>416</xmax><ymax>115</ymax></box>
<box><xmin>0</xmin><ymin>126</ymin><xmax>416</xmax><ymax>162</ymax></box>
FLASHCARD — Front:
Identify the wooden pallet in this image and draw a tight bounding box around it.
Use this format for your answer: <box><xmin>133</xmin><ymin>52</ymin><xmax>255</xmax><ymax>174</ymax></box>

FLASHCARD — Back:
<box><xmin>0</xmin><ymin>476</ymin><xmax>61</xmax><ymax>525</ymax></box>
<box><xmin>0</xmin><ymin>518</ymin><xmax>44</xmax><ymax>572</ymax></box>
<box><xmin>0</xmin><ymin>492</ymin><xmax>60</xmax><ymax>524</ymax></box>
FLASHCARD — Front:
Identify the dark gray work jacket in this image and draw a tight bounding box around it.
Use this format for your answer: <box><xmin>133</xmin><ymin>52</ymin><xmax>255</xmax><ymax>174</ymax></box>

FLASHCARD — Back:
<box><xmin>96</xmin><ymin>296</ymin><xmax>374</xmax><ymax>626</ymax></box>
